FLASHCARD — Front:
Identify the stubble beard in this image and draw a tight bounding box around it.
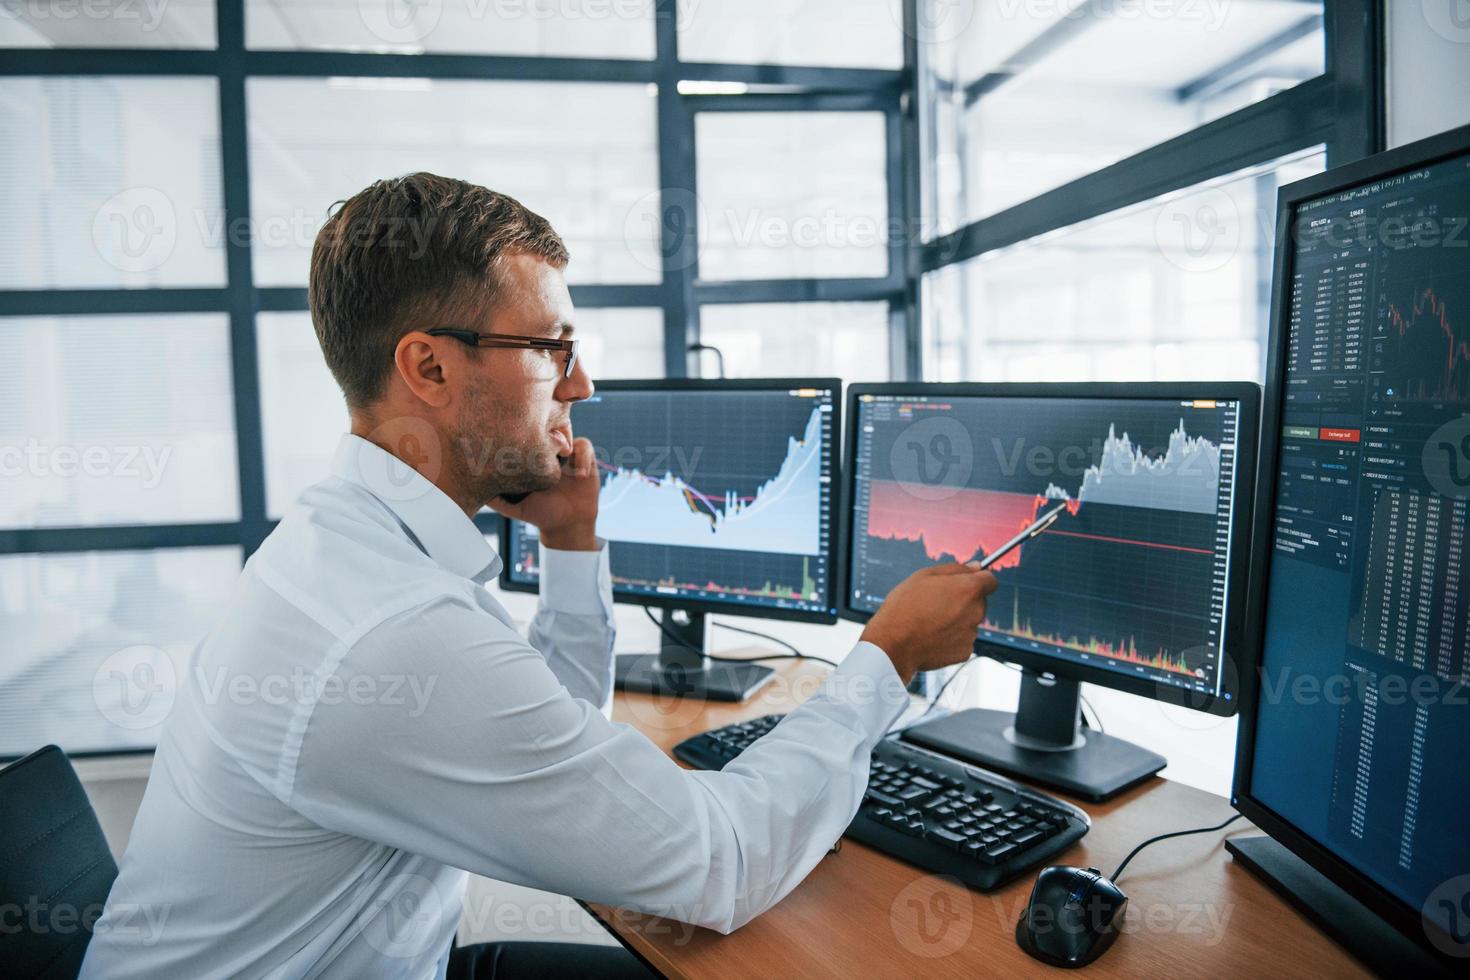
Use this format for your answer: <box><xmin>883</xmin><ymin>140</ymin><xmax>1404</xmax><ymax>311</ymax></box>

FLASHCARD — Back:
<box><xmin>452</xmin><ymin>374</ymin><xmax>562</xmax><ymax>504</ymax></box>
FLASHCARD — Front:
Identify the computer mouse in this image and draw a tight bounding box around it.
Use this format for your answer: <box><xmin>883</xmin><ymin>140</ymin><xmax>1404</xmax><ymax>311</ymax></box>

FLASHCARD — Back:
<box><xmin>1015</xmin><ymin>865</ymin><xmax>1128</xmax><ymax>968</ymax></box>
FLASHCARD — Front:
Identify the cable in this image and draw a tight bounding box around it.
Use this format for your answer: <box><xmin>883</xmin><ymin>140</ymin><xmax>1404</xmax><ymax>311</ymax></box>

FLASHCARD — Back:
<box><xmin>912</xmin><ymin>656</ymin><xmax>1027</xmax><ymax>725</ymax></box>
<box><xmin>914</xmin><ymin>660</ymin><xmax>1105</xmax><ymax>740</ymax></box>
<box><xmin>712</xmin><ymin>620</ymin><xmax>803</xmax><ymax>658</ymax></box>
<box><xmin>914</xmin><ymin>656</ymin><xmax>981</xmax><ymax>723</ymax></box>
<box><xmin>639</xmin><ymin>607</ymin><xmax>840</xmax><ymax>669</ymax></box>
<box><xmin>1110</xmin><ymin>813</ymin><xmax>1243</xmax><ymax>882</ymax></box>
<box><xmin>711</xmin><ymin>621</ymin><xmax>839</xmax><ymax>669</ymax></box>
<box><xmin>1081</xmin><ymin>694</ymin><xmax>1105</xmax><ymax>735</ymax></box>
<box><xmin>687</xmin><ymin>343</ymin><xmax>727</xmax><ymax>379</ymax></box>
<box><xmin>886</xmin><ymin>651</ymin><xmax>1242</xmax><ymax>882</ymax></box>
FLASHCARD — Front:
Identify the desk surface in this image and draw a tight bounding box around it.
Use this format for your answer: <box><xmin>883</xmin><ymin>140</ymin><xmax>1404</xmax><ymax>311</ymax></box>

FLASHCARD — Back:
<box><xmin>586</xmin><ymin>658</ymin><xmax>1370</xmax><ymax>979</ymax></box>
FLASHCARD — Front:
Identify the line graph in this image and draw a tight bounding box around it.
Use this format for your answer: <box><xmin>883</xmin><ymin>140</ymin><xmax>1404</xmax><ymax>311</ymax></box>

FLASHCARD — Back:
<box><xmin>504</xmin><ymin>386</ymin><xmax>837</xmax><ymax>617</ymax></box>
<box><xmin>595</xmin><ymin>405</ymin><xmax>823</xmax><ymax>555</ymax></box>
<box><xmin>596</xmin><ymin>459</ymin><xmax>759</xmax><ymax>510</ymax></box>
<box><xmin>848</xmin><ymin>395</ymin><xmax>1239</xmax><ymax>688</ymax></box>
<box><xmin>1042</xmin><ymin>420</ymin><xmax>1221</xmax><ymax>515</ymax></box>
<box><xmin>864</xmin><ymin>417</ymin><xmax>1222</xmax><ymax>571</ymax></box>
<box><xmin>865</xmin><ymin>483</ymin><xmax>1077</xmax><ymax>571</ymax></box>
<box><xmin>1376</xmin><ymin>284</ymin><xmax>1470</xmax><ymax>403</ymax></box>
<box><xmin>1042</xmin><ymin>527</ymin><xmax>1214</xmax><ymax>556</ymax></box>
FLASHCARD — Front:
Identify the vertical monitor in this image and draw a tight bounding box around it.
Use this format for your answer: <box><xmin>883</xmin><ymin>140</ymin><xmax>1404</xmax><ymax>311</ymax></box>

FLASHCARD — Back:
<box><xmin>1236</xmin><ymin>127</ymin><xmax>1470</xmax><ymax>959</ymax></box>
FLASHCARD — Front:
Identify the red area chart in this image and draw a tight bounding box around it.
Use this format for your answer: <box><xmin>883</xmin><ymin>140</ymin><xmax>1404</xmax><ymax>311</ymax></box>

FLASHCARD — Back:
<box><xmin>864</xmin><ymin>481</ymin><xmax>1079</xmax><ymax>571</ymax></box>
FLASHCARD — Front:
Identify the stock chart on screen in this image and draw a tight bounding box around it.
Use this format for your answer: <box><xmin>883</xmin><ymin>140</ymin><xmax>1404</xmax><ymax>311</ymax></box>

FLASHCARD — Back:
<box><xmin>505</xmin><ymin>385</ymin><xmax>836</xmax><ymax>616</ymax></box>
<box><xmin>1249</xmin><ymin>143</ymin><xmax>1470</xmax><ymax>930</ymax></box>
<box><xmin>848</xmin><ymin>394</ymin><xmax>1243</xmax><ymax>695</ymax></box>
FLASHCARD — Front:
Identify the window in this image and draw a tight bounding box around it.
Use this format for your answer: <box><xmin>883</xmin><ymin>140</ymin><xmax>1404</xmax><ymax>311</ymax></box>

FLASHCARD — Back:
<box><xmin>247</xmin><ymin>77</ymin><xmax>661</xmax><ymax>286</ymax></box>
<box><xmin>0</xmin><ymin>0</ymin><xmax>216</xmax><ymax>48</ymax></box>
<box><xmin>695</xmin><ymin>111</ymin><xmax>889</xmax><ymax>280</ymax></box>
<box><xmin>245</xmin><ymin>0</ymin><xmax>654</xmax><ymax>59</ymax></box>
<box><xmin>923</xmin><ymin>149</ymin><xmax>1326</xmax><ymax>384</ymax></box>
<box><xmin>0</xmin><ymin>314</ymin><xmax>240</xmax><ymax>528</ymax></box>
<box><xmin>676</xmin><ymin>0</ymin><xmax>903</xmax><ymax>69</ymax></box>
<box><xmin>574</xmin><ymin>307</ymin><xmax>664</xmax><ymax>380</ymax></box>
<box><xmin>699</xmin><ymin>302</ymin><xmax>892</xmax><ymax>381</ymax></box>
<box><xmin>924</xmin><ymin>0</ymin><xmax>1326</xmax><ymax>234</ymax></box>
<box><xmin>0</xmin><ymin>76</ymin><xmax>225</xmax><ymax>289</ymax></box>
<box><xmin>256</xmin><ymin>312</ymin><xmax>346</xmax><ymax>519</ymax></box>
<box><xmin>1</xmin><ymin>2</ymin><xmax>912</xmax><ymax>759</ymax></box>
<box><xmin>0</xmin><ymin>547</ymin><xmax>241</xmax><ymax>757</ymax></box>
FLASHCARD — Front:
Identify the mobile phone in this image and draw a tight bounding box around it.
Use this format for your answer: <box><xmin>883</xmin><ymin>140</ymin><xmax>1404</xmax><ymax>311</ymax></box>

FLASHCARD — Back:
<box><xmin>496</xmin><ymin>455</ymin><xmax>575</xmax><ymax>506</ymax></box>
<box><xmin>976</xmin><ymin>501</ymin><xmax>1071</xmax><ymax>570</ymax></box>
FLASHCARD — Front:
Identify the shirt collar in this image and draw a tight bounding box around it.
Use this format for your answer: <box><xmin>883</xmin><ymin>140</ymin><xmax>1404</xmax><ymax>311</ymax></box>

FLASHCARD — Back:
<box><xmin>330</xmin><ymin>433</ymin><xmax>502</xmax><ymax>583</ymax></box>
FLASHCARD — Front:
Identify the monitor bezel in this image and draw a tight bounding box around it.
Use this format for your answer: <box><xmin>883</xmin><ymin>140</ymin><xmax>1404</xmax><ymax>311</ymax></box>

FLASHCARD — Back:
<box><xmin>1231</xmin><ymin>122</ymin><xmax>1470</xmax><ymax>967</ymax></box>
<box><xmin>837</xmin><ymin>381</ymin><xmax>1261</xmax><ymax>718</ymax></box>
<box><xmin>499</xmin><ymin>377</ymin><xmax>844</xmax><ymax>625</ymax></box>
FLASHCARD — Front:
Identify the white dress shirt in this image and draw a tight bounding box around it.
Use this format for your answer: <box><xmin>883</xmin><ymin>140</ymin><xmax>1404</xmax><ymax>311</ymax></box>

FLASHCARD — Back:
<box><xmin>82</xmin><ymin>434</ymin><xmax>910</xmax><ymax>979</ymax></box>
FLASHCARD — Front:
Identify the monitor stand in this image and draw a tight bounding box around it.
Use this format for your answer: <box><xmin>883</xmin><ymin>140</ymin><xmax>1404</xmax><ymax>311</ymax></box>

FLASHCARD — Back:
<box><xmin>614</xmin><ymin>609</ymin><xmax>776</xmax><ymax>703</ymax></box>
<box><xmin>1225</xmin><ymin>836</ymin><xmax>1455</xmax><ymax>977</ymax></box>
<box><xmin>900</xmin><ymin>668</ymin><xmax>1166</xmax><ymax>802</ymax></box>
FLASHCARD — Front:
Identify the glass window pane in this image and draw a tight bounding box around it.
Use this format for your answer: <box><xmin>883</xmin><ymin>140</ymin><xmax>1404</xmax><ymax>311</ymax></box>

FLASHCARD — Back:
<box><xmin>699</xmin><ymin>301</ymin><xmax>890</xmax><ymax>381</ymax></box>
<box><xmin>923</xmin><ymin>148</ymin><xmax>1325</xmax><ymax>384</ymax></box>
<box><xmin>0</xmin><ymin>547</ymin><xmax>241</xmax><ymax>758</ymax></box>
<box><xmin>0</xmin><ymin>0</ymin><xmax>216</xmax><ymax>47</ymax></box>
<box><xmin>246</xmin><ymin>77</ymin><xmax>660</xmax><ymax>287</ymax></box>
<box><xmin>696</xmin><ymin>112</ymin><xmax>888</xmax><ymax>280</ymax></box>
<box><xmin>923</xmin><ymin>0</ymin><xmax>1325</xmax><ymax>234</ymax></box>
<box><xmin>246</xmin><ymin>0</ymin><xmax>653</xmax><ymax>58</ymax></box>
<box><xmin>576</xmin><ymin>307</ymin><xmax>663</xmax><ymax>380</ymax></box>
<box><xmin>257</xmin><ymin>312</ymin><xmax>348</xmax><ymax>519</ymax></box>
<box><xmin>0</xmin><ymin>77</ymin><xmax>226</xmax><ymax>289</ymax></box>
<box><xmin>677</xmin><ymin>0</ymin><xmax>902</xmax><ymax>69</ymax></box>
<box><xmin>0</xmin><ymin>314</ymin><xmax>240</xmax><ymax>528</ymax></box>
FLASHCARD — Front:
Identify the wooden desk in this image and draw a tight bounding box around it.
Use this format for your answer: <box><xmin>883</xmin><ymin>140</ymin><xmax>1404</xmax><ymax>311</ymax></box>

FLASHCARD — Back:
<box><xmin>586</xmin><ymin>659</ymin><xmax>1371</xmax><ymax>979</ymax></box>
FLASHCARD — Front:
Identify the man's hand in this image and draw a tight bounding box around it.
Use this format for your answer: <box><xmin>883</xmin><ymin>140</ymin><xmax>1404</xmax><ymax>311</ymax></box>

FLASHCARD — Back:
<box><xmin>860</xmin><ymin>563</ymin><xmax>999</xmax><ymax>684</ymax></box>
<box><xmin>488</xmin><ymin>437</ymin><xmax>600</xmax><ymax>551</ymax></box>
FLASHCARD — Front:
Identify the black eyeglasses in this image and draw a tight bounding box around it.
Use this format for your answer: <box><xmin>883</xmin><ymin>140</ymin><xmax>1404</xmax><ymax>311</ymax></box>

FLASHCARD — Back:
<box><xmin>425</xmin><ymin>328</ymin><xmax>579</xmax><ymax>379</ymax></box>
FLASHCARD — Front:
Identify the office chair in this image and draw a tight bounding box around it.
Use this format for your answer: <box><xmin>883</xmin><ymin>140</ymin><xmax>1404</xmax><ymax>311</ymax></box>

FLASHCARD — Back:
<box><xmin>0</xmin><ymin>745</ymin><xmax>119</xmax><ymax>979</ymax></box>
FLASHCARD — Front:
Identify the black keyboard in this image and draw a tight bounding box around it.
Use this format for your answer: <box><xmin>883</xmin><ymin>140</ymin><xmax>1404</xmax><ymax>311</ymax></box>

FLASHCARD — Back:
<box><xmin>673</xmin><ymin>714</ymin><xmax>1090</xmax><ymax>892</ymax></box>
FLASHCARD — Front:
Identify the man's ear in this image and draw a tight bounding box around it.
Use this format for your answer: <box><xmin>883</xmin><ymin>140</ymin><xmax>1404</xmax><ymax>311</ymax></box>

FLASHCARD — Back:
<box><xmin>394</xmin><ymin>332</ymin><xmax>453</xmax><ymax>409</ymax></box>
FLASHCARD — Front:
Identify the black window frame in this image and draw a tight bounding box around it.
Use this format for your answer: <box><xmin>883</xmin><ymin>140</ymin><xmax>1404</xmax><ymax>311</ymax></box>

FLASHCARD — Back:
<box><xmin>0</xmin><ymin>0</ymin><xmax>912</xmax><ymax>564</ymax></box>
<box><xmin>914</xmin><ymin>0</ymin><xmax>1386</xmax><ymax>318</ymax></box>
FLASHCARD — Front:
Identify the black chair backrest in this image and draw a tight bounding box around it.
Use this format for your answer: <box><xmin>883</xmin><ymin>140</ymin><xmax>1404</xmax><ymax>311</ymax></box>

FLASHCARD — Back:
<box><xmin>0</xmin><ymin>745</ymin><xmax>120</xmax><ymax>980</ymax></box>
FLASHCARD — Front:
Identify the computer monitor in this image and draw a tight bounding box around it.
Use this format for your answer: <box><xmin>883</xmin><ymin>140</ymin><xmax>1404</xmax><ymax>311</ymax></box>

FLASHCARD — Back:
<box><xmin>1231</xmin><ymin>124</ymin><xmax>1470</xmax><ymax>973</ymax></box>
<box><xmin>502</xmin><ymin>378</ymin><xmax>841</xmax><ymax>701</ymax></box>
<box><xmin>841</xmin><ymin>382</ymin><xmax>1260</xmax><ymax>800</ymax></box>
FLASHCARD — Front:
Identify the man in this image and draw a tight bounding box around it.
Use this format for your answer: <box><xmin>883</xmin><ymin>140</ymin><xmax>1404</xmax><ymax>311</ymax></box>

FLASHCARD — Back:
<box><xmin>83</xmin><ymin>173</ymin><xmax>998</xmax><ymax>978</ymax></box>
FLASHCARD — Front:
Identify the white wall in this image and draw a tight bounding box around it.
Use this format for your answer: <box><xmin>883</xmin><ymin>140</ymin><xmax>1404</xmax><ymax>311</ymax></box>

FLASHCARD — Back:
<box><xmin>74</xmin><ymin>754</ymin><xmax>153</xmax><ymax>858</ymax></box>
<box><xmin>1387</xmin><ymin>0</ymin><xmax>1470</xmax><ymax>147</ymax></box>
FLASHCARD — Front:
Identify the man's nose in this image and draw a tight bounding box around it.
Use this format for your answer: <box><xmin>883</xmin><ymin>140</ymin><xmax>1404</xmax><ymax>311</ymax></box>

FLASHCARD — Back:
<box><xmin>556</xmin><ymin>352</ymin><xmax>594</xmax><ymax>403</ymax></box>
